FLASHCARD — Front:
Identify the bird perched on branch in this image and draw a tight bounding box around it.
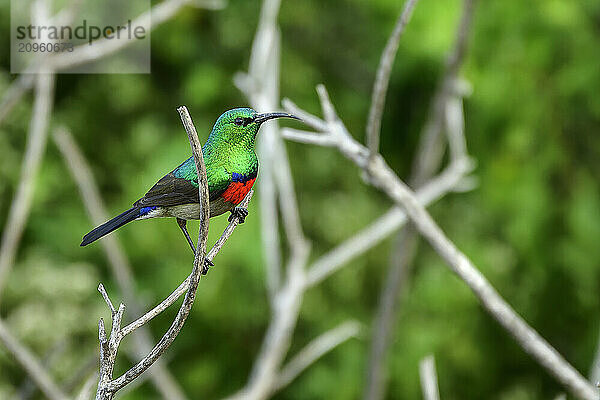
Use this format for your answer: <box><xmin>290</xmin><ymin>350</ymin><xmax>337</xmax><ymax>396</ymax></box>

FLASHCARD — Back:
<box><xmin>81</xmin><ymin>108</ymin><xmax>299</xmax><ymax>271</ymax></box>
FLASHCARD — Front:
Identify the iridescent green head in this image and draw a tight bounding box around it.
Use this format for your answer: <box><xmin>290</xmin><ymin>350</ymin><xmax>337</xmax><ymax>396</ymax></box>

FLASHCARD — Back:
<box><xmin>206</xmin><ymin>108</ymin><xmax>299</xmax><ymax>149</ymax></box>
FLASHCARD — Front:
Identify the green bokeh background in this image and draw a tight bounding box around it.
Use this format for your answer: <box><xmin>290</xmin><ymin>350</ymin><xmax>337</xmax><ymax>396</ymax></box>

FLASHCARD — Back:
<box><xmin>1</xmin><ymin>0</ymin><xmax>599</xmax><ymax>399</ymax></box>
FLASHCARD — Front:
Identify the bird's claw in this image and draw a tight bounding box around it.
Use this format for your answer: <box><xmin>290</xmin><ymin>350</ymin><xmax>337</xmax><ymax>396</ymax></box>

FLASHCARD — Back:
<box><xmin>229</xmin><ymin>207</ymin><xmax>249</xmax><ymax>223</ymax></box>
<box><xmin>202</xmin><ymin>258</ymin><xmax>214</xmax><ymax>275</ymax></box>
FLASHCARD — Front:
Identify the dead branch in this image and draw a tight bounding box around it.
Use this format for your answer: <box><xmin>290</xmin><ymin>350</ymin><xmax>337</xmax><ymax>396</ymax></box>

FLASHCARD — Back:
<box><xmin>0</xmin><ymin>318</ymin><xmax>68</xmax><ymax>400</ymax></box>
<box><xmin>365</xmin><ymin>1</ymin><xmax>476</xmax><ymax>398</ymax></box>
<box><xmin>284</xmin><ymin>84</ymin><xmax>597</xmax><ymax>400</ymax></box>
<box><xmin>365</xmin><ymin>0</ymin><xmax>420</xmax><ymax>160</ymax></box>
<box><xmin>419</xmin><ymin>355</ymin><xmax>441</xmax><ymax>400</ymax></box>
<box><xmin>54</xmin><ymin>126</ymin><xmax>187</xmax><ymax>400</ymax></box>
<box><xmin>94</xmin><ymin>106</ymin><xmax>209</xmax><ymax>399</ymax></box>
<box><xmin>0</xmin><ymin>72</ymin><xmax>55</xmax><ymax>300</ymax></box>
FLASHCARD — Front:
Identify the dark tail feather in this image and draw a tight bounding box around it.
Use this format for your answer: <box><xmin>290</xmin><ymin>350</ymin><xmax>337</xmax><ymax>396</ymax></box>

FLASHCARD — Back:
<box><xmin>80</xmin><ymin>207</ymin><xmax>139</xmax><ymax>246</ymax></box>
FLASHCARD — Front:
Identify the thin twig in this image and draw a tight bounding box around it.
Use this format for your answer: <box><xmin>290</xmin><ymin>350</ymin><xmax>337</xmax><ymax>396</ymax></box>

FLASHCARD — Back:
<box><xmin>590</xmin><ymin>324</ymin><xmax>600</xmax><ymax>384</ymax></box>
<box><xmin>365</xmin><ymin>2</ymin><xmax>475</xmax><ymax>396</ymax></box>
<box><xmin>62</xmin><ymin>355</ymin><xmax>98</xmax><ymax>394</ymax></box>
<box><xmin>44</xmin><ymin>0</ymin><xmax>226</xmax><ymax>72</ymax></box>
<box><xmin>288</xmin><ymin>85</ymin><xmax>598</xmax><ymax>400</ymax></box>
<box><xmin>303</xmin><ymin>159</ymin><xmax>473</xmax><ymax>288</ymax></box>
<box><xmin>12</xmin><ymin>337</ymin><xmax>67</xmax><ymax>400</ymax></box>
<box><xmin>0</xmin><ymin>0</ymin><xmax>224</xmax><ymax>128</ymax></box>
<box><xmin>0</xmin><ymin>318</ymin><xmax>68</xmax><ymax>400</ymax></box>
<box><xmin>274</xmin><ymin>320</ymin><xmax>360</xmax><ymax>392</ymax></box>
<box><xmin>53</xmin><ymin>127</ymin><xmax>188</xmax><ymax>400</ymax></box>
<box><xmin>228</xmin><ymin>1</ymin><xmax>327</xmax><ymax>398</ymax></box>
<box><xmin>419</xmin><ymin>355</ymin><xmax>441</xmax><ymax>400</ymax></box>
<box><xmin>226</xmin><ymin>263</ymin><xmax>306</xmax><ymax>400</ymax></box>
<box><xmin>411</xmin><ymin>0</ymin><xmax>475</xmax><ymax>185</ymax></box>
<box><xmin>235</xmin><ymin>0</ymin><xmax>284</xmax><ymax>303</ymax></box>
<box><xmin>0</xmin><ymin>73</ymin><xmax>55</xmax><ymax>301</ymax></box>
<box><xmin>76</xmin><ymin>373</ymin><xmax>99</xmax><ymax>400</ymax></box>
<box><xmin>365</xmin><ymin>0</ymin><xmax>420</xmax><ymax>160</ymax></box>
<box><xmin>98</xmin><ymin>284</ymin><xmax>116</xmax><ymax>315</ymax></box>
<box><xmin>94</xmin><ymin>106</ymin><xmax>210</xmax><ymax>399</ymax></box>
<box><xmin>120</xmin><ymin>190</ymin><xmax>254</xmax><ymax>337</ymax></box>
<box><xmin>363</xmin><ymin>227</ymin><xmax>419</xmax><ymax>400</ymax></box>
<box><xmin>0</xmin><ymin>74</ymin><xmax>35</xmax><ymax>127</ymax></box>
<box><xmin>280</xmin><ymin>127</ymin><xmax>336</xmax><ymax>146</ymax></box>
<box><xmin>444</xmin><ymin>86</ymin><xmax>468</xmax><ymax>163</ymax></box>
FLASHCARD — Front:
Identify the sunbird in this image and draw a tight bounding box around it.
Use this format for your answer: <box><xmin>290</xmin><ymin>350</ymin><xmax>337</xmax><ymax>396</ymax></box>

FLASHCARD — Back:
<box><xmin>81</xmin><ymin>108</ymin><xmax>299</xmax><ymax>269</ymax></box>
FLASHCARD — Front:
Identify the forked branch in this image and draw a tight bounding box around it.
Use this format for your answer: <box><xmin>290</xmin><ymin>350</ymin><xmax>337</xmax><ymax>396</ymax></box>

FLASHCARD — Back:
<box><xmin>283</xmin><ymin>85</ymin><xmax>597</xmax><ymax>400</ymax></box>
<box><xmin>94</xmin><ymin>106</ymin><xmax>211</xmax><ymax>400</ymax></box>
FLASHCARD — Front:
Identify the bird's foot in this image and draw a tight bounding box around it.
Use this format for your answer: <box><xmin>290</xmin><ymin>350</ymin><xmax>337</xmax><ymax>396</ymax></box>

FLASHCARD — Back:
<box><xmin>229</xmin><ymin>206</ymin><xmax>249</xmax><ymax>223</ymax></box>
<box><xmin>202</xmin><ymin>258</ymin><xmax>214</xmax><ymax>275</ymax></box>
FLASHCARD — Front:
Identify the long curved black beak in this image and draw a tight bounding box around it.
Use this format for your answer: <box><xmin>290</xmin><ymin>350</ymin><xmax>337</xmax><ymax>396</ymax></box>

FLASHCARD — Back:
<box><xmin>254</xmin><ymin>112</ymin><xmax>300</xmax><ymax>125</ymax></box>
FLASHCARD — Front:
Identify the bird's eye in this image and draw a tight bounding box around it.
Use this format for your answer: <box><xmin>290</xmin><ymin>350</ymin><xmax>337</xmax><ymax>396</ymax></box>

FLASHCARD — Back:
<box><xmin>234</xmin><ymin>117</ymin><xmax>244</xmax><ymax>126</ymax></box>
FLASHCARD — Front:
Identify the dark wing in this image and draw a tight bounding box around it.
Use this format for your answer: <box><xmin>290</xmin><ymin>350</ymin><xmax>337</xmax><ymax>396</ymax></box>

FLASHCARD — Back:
<box><xmin>134</xmin><ymin>172</ymin><xmax>200</xmax><ymax>207</ymax></box>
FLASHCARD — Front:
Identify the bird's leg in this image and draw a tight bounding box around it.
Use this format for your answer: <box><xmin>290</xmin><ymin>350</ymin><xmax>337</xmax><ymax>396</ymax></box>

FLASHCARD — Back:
<box><xmin>228</xmin><ymin>206</ymin><xmax>249</xmax><ymax>223</ymax></box>
<box><xmin>177</xmin><ymin>218</ymin><xmax>196</xmax><ymax>253</ymax></box>
<box><xmin>176</xmin><ymin>218</ymin><xmax>214</xmax><ymax>275</ymax></box>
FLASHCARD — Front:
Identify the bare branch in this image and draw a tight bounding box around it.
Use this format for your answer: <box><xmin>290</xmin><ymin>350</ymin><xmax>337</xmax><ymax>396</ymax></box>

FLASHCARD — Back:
<box><xmin>53</xmin><ymin>127</ymin><xmax>188</xmax><ymax>400</ymax></box>
<box><xmin>53</xmin><ymin>128</ymin><xmax>138</xmax><ymax>295</ymax></box>
<box><xmin>419</xmin><ymin>355</ymin><xmax>440</xmax><ymax>400</ymax></box>
<box><xmin>76</xmin><ymin>373</ymin><xmax>99</xmax><ymax>400</ymax></box>
<box><xmin>288</xmin><ymin>86</ymin><xmax>598</xmax><ymax>400</ymax></box>
<box><xmin>412</xmin><ymin>0</ymin><xmax>475</xmax><ymax>185</ymax></box>
<box><xmin>366</xmin><ymin>3</ymin><xmax>475</xmax><ymax>397</ymax></box>
<box><xmin>206</xmin><ymin>190</ymin><xmax>255</xmax><ymax>263</ymax></box>
<box><xmin>281</xmin><ymin>99</ymin><xmax>328</xmax><ymax>132</ymax></box>
<box><xmin>365</xmin><ymin>0</ymin><xmax>420</xmax><ymax>159</ymax></box>
<box><xmin>45</xmin><ymin>0</ymin><xmax>225</xmax><ymax>72</ymax></box>
<box><xmin>93</xmin><ymin>106</ymin><xmax>210</xmax><ymax>399</ymax></box>
<box><xmin>370</xmin><ymin>158</ymin><xmax>595</xmax><ymax>400</ymax></box>
<box><xmin>120</xmin><ymin>190</ymin><xmax>254</xmax><ymax>337</ymax></box>
<box><xmin>0</xmin><ymin>73</ymin><xmax>55</xmax><ymax>300</ymax></box>
<box><xmin>0</xmin><ymin>74</ymin><xmax>36</xmax><ymax>127</ymax></box>
<box><xmin>0</xmin><ymin>318</ymin><xmax>68</xmax><ymax>400</ymax></box>
<box><xmin>275</xmin><ymin>321</ymin><xmax>360</xmax><ymax>392</ymax></box>
<box><xmin>280</xmin><ymin>127</ymin><xmax>336</xmax><ymax>147</ymax></box>
<box><xmin>305</xmin><ymin>159</ymin><xmax>473</xmax><ymax>288</ymax></box>
<box><xmin>444</xmin><ymin>82</ymin><xmax>469</xmax><ymax>162</ymax></box>
<box><xmin>590</xmin><ymin>325</ymin><xmax>600</xmax><ymax>384</ymax></box>
<box><xmin>243</xmin><ymin>28</ymin><xmax>284</xmax><ymax>301</ymax></box>
<box><xmin>96</xmin><ymin>304</ymin><xmax>125</xmax><ymax>394</ymax></box>
<box><xmin>229</xmin><ymin>2</ymin><xmax>322</xmax><ymax>397</ymax></box>
<box><xmin>282</xmin><ymin>99</ymin><xmax>473</xmax><ymax>294</ymax></box>
<box><xmin>98</xmin><ymin>284</ymin><xmax>116</xmax><ymax>315</ymax></box>
<box><xmin>226</xmin><ymin>267</ymin><xmax>306</xmax><ymax>400</ymax></box>
<box><xmin>0</xmin><ymin>0</ymin><xmax>224</xmax><ymax>128</ymax></box>
<box><xmin>272</xmin><ymin>137</ymin><xmax>310</xmax><ymax>275</ymax></box>
<box><xmin>12</xmin><ymin>337</ymin><xmax>68</xmax><ymax>400</ymax></box>
<box><xmin>177</xmin><ymin>105</ymin><xmax>210</xmax><ymax>251</ymax></box>
<box><xmin>364</xmin><ymin>227</ymin><xmax>418</xmax><ymax>400</ymax></box>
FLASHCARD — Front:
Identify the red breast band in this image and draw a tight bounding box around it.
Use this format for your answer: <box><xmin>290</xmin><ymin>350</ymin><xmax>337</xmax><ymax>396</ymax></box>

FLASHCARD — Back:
<box><xmin>221</xmin><ymin>178</ymin><xmax>256</xmax><ymax>205</ymax></box>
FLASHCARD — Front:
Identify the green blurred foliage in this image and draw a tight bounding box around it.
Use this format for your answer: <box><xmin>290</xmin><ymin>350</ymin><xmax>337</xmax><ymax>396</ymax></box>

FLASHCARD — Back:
<box><xmin>0</xmin><ymin>0</ymin><xmax>599</xmax><ymax>399</ymax></box>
